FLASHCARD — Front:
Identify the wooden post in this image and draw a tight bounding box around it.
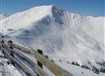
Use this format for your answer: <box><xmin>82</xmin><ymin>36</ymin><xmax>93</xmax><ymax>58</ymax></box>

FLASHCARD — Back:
<box><xmin>37</xmin><ymin>49</ymin><xmax>43</xmax><ymax>76</ymax></box>
<box><xmin>8</xmin><ymin>40</ymin><xmax>15</xmax><ymax>65</ymax></box>
<box><xmin>1</xmin><ymin>40</ymin><xmax>6</xmax><ymax>58</ymax></box>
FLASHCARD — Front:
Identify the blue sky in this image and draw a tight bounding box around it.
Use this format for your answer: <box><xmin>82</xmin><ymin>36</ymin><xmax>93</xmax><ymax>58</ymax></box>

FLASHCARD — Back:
<box><xmin>0</xmin><ymin>0</ymin><xmax>104</xmax><ymax>16</ymax></box>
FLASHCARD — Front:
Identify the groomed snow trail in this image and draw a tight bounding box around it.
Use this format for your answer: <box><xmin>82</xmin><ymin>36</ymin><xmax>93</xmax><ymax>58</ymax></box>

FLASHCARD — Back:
<box><xmin>0</xmin><ymin>50</ymin><xmax>22</xmax><ymax>76</ymax></box>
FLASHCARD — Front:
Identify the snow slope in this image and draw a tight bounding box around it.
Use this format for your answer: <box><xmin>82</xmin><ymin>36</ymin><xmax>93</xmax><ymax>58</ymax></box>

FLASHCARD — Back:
<box><xmin>0</xmin><ymin>5</ymin><xmax>105</xmax><ymax>75</ymax></box>
<box><xmin>56</xmin><ymin>61</ymin><xmax>105</xmax><ymax>76</ymax></box>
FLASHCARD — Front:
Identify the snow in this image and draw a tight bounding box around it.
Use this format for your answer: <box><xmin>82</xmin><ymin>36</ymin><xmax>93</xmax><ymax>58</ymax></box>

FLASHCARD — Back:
<box><xmin>0</xmin><ymin>5</ymin><xmax>105</xmax><ymax>76</ymax></box>
<box><xmin>0</xmin><ymin>5</ymin><xmax>54</xmax><ymax>33</ymax></box>
<box><xmin>0</xmin><ymin>14</ymin><xmax>6</xmax><ymax>20</ymax></box>
<box><xmin>0</xmin><ymin>50</ymin><xmax>22</xmax><ymax>76</ymax></box>
<box><xmin>55</xmin><ymin>61</ymin><xmax>105</xmax><ymax>76</ymax></box>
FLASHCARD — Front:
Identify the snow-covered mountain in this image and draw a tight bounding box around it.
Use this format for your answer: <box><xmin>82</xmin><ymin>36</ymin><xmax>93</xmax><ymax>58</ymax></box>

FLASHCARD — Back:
<box><xmin>0</xmin><ymin>5</ymin><xmax>105</xmax><ymax>75</ymax></box>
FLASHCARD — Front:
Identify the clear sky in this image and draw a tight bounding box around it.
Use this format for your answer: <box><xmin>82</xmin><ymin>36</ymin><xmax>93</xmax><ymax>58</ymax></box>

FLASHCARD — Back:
<box><xmin>0</xmin><ymin>0</ymin><xmax>105</xmax><ymax>16</ymax></box>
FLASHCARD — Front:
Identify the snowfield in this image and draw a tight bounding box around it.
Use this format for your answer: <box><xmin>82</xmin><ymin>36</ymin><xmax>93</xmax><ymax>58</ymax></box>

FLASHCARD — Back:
<box><xmin>0</xmin><ymin>5</ymin><xmax>105</xmax><ymax>76</ymax></box>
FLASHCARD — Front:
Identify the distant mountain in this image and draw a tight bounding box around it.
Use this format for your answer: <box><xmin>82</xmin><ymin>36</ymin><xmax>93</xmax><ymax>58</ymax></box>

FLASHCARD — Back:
<box><xmin>1</xmin><ymin>5</ymin><xmax>105</xmax><ymax>75</ymax></box>
<box><xmin>0</xmin><ymin>14</ymin><xmax>7</xmax><ymax>20</ymax></box>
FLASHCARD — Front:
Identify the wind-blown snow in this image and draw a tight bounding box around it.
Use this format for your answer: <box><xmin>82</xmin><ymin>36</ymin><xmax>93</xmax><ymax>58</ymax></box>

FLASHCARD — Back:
<box><xmin>0</xmin><ymin>5</ymin><xmax>105</xmax><ymax>75</ymax></box>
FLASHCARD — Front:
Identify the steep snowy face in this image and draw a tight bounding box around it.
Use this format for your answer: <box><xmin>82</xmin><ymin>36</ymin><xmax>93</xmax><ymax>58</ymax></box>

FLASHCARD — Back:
<box><xmin>1</xmin><ymin>5</ymin><xmax>105</xmax><ymax>70</ymax></box>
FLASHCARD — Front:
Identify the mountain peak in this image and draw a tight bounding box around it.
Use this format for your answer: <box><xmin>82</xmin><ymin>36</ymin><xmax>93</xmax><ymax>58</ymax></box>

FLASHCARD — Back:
<box><xmin>7</xmin><ymin>5</ymin><xmax>65</xmax><ymax>24</ymax></box>
<box><xmin>30</xmin><ymin>5</ymin><xmax>56</xmax><ymax>10</ymax></box>
<box><xmin>26</xmin><ymin>5</ymin><xmax>64</xmax><ymax>16</ymax></box>
<box><xmin>20</xmin><ymin>5</ymin><xmax>60</xmax><ymax>20</ymax></box>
